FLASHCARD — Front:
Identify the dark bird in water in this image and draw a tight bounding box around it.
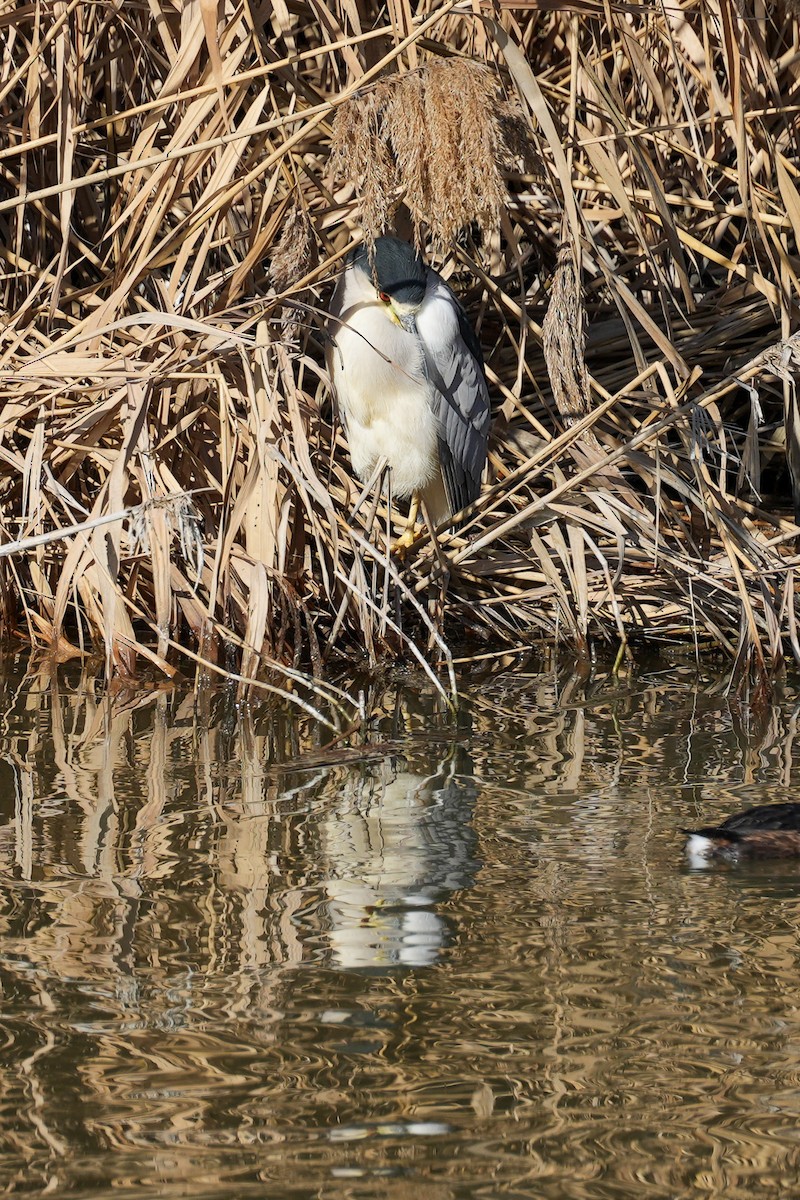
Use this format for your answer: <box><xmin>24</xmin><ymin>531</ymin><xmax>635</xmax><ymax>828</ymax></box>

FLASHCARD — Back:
<box><xmin>683</xmin><ymin>802</ymin><xmax>800</xmax><ymax>865</ymax></box>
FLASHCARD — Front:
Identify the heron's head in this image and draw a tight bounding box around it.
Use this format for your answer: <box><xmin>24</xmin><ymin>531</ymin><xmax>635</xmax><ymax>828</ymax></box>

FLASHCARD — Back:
<box><xmin>350</xmin><ymin>237</ymin><xmax>427</xmax><ymax>333</ymax></box>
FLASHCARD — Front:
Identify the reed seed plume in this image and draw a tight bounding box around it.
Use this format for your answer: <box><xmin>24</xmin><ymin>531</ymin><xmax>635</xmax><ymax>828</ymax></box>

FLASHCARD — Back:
<box><xmin>542</xmin><ymin>242</ymin><xmax>592</xmax><ymax>425</ymax></box>
<box><xmin>330</xmin><ymin>82</ymin><xmax>399</xmax><ymax>245</ymax></box>
<box><xmin>270</xmin><ymin>203</ymin><xmax>316</xmax><ymax>296</ymax></box>
<box><xmin>331</xmin><ymin>59</ymin><xmax>529</xmax><ymax>248</ymax></box>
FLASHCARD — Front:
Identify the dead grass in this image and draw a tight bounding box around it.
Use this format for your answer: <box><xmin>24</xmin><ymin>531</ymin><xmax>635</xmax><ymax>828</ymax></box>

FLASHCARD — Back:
<box><xmin>2</xmin><ymin>0</ymin><xmax>800</xmax><ymax>706</ymax></box>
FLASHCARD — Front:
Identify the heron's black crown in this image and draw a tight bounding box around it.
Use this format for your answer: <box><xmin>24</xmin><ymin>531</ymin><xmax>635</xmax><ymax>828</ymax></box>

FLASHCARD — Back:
<box><xmin>352</xmin><ymin>237</ymin><xmax>427</xmax><ymax>308</ymax></box>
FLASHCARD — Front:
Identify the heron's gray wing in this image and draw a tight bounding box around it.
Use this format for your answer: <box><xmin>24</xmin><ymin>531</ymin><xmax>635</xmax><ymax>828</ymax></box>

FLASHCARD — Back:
<box><xmin>417</xmin><ymin>273</ymin><xmax>491</xmax><ymax>518</ymax></box>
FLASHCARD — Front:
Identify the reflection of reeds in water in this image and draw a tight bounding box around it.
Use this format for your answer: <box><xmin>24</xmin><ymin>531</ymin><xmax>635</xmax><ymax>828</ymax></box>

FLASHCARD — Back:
<box><xmin>0</xmin><ymin>665</ymin><xmax>479</xmax><ymax>976</ymax></box>
<box><xmin>4</xmin><ymin>664</ymin><xmax>800</xmax><ymax>1191</ymax></box>
<box><xmin>0</xmin><ymin>667</ymin><xmax>480</xmax><ymax>1178</ymax></box>
<box><xmin>317</xmin><ymin>750</ymin><xmax>479</xmax><ymax>970</ymax></box>
<box><xmin>3</xmin><ymin>654</ymin><xmax>798</xmax><ymax>979</ymax></box>
<box><xmin>3</xmin><ymin>3</ymin><xmax>800</xmax><ymax>698</ymax></box>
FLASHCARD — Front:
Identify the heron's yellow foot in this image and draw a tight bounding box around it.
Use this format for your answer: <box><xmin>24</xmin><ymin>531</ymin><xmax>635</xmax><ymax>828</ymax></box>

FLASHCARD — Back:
<box><xmin>391</xmin><ymin>525</ymin><xmax>419</xmax><ymax>557</ymax></box>
<box><xmin>391</xmin><ymin>492</ymin><xmax>421</xmax><ymax>558</ymax></box>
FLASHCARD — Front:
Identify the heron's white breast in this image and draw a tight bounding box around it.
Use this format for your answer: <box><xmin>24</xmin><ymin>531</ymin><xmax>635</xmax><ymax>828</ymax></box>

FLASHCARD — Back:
<box><xmin>331</xmin><ymin>302</ymin><xmax>440</xmax><ymax>498</ymax></box>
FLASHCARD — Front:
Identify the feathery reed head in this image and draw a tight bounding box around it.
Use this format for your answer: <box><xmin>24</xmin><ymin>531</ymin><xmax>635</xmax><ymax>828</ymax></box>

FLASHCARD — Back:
<box><xmin>330</xmin><ymin>59</ymin><xmax>530</xmax><ymax>249</ymax></box>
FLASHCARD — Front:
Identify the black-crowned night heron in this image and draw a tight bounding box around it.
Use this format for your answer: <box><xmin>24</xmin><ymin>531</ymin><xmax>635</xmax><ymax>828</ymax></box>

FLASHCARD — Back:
<box><xmin>326</xmin><ymin>236</ymin><xmax>490</xmax><ymax>549</ymax></box>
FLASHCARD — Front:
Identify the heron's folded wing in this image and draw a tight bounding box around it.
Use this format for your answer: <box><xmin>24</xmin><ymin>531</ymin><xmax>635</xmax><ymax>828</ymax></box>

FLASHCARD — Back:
<box><xmin>417</xmin><ymin>276</ymin><xmax>491</xmax><ymax>518</ymax></box>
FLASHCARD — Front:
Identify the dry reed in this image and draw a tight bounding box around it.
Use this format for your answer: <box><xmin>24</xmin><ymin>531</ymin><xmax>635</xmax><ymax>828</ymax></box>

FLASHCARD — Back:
<box><xmin>2</xmin><ymin>0</ymin><xmax>800</xmax><ymax>707</ymax></box>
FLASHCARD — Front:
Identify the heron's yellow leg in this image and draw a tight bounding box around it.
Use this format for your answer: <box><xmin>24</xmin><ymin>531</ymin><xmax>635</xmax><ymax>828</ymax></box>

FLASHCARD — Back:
<box><xmin>391</xmin><ymin>491</ymin><xmax>421</xmax><ymax>556</ymax></box>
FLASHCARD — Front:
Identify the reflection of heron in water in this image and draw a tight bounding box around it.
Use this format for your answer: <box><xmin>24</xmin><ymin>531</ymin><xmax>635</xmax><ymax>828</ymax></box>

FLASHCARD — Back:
<box><xmin>318</xmin><ymin>747</ymin><xmax>479</xmax><ymax>971</ymax></box>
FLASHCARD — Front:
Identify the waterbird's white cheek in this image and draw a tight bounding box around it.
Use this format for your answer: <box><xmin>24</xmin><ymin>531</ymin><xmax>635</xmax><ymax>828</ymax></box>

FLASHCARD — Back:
<box><xmin>685</xmin><ymin>834</ymin><xmax>714</xmax><ymax>869</ymax></box>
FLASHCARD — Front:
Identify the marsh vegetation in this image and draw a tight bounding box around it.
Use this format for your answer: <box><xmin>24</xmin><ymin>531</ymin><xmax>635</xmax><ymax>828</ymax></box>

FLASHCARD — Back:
<box><xmin>2</xmin><ymin>1</ymin><xmax>800</xmax><ymax>713</ymax></box>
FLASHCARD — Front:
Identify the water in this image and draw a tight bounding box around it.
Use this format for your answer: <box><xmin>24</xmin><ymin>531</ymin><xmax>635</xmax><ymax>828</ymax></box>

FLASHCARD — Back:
<box><xmin>3</xmin><ymin>655</ymin><xmax>800</xmax><ymax>1197</ymax></box>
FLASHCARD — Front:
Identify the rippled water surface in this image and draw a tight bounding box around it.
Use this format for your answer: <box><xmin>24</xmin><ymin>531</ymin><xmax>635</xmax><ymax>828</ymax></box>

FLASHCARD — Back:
<box><xmin>3</xmin><ymin>655</ymin><xmax>800</xmax><ymax>1198</ymax></box>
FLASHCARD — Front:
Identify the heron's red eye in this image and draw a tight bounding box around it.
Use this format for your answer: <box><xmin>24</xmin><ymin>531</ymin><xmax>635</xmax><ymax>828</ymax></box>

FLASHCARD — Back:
<box><xmin>379</xmin><ymin>291</ymin><xmax>390</xmax><ymax>303</ymax></box>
